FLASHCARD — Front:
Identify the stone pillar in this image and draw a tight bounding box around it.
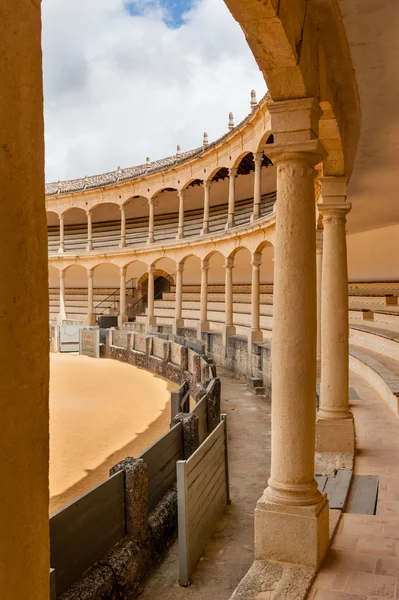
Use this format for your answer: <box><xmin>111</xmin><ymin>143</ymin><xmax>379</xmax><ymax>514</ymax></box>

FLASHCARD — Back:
<box><xmin>316</xmin><ymin>177</ymin><xmax>354</xmax><ymax>454</ymax></box>
<box><xmin>120</xmin><ymin>205</ymin><xmax>126</xmax><ymax>248</ymax></box>
<box><xmin>0</xmin><ymin>1</ymin><xmax>49</xmax><ymax>593</ymax></box>
<box><xmin>251</xmin><ymin>152</ymin><xmax>263</xmax><ymax>221</ymax></box>
<box><xmin>86</xmin><ymin>268</ymin><xmax>96</xmax><ymax>325</ymax></box>
<box><xmin>58</xmin><ymin>213</ymin><xmax>65</xmax><ymax>253</ymax></box>
<box><xmin>316</xmin><ymin>229</ymin><xmax>323</xmax><ymax>360</ymax></box>
<box><xmin>118</xmin><ymin>266</ymin><xmax>128</xmax><ymax>327</ymax></box>
<box><xmin>173</xmin><ymin>261</ymin><xmax>184</xmax><ymax>334</ymax></box>
<box><xmin>249</xmin><ymin>252</ymin><xmax>263</xmax><ymax>344</ymax></box>
<box><xmin>202</xmin><ymin>180</ymin><xmax>211</xmax><ymax>235</ymax></box>
<box><xmin>147</xmin><ymin>264</ymin><xmax>156</xmax><ymax>326</ymax></box>
<box><xmin>255</xmin><ymin>98</ymin><xmax>329</xmax><ymax>569</ymax></box>
<box><xmin>148</xmin><ymin>199</ymin><xmax>155</xmax><ymax>244</ymax></box>
<box><xmin>226</xmin><ymin>167</ymin><xmax>237</xmax><ymax>229</ymax></box>
<box><xmin>176</xmin><ymin>189</ymin><xmax>185</xmax><ymax>240</ymax></box>
<box><xmin>198</xmin><ymin>259</ymin><xmax>209</xmax><ymax>335</ymax></box>
<box><xmin>86</xmin><ymin>210</ymin><xmax>93</xmax><ymax>251</ymax></box>
<box><xmin>223</xmin><ymin>257</ymin><xmax>236</xmax><ymax>344</ymax></box>
<box><xmin>58</xmin><ymin>270</ymin><xmax>67</xmax><ymax>322</ymax></box>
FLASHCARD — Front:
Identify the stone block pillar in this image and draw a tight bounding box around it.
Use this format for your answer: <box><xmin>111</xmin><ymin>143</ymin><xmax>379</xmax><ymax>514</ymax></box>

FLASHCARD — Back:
<box><xmin>110</xmin><ymin>458</ymin><xmax>148</xmax><ymax>545</ymax></box>
<box><xmin>202</xmin><ymin>180</ymin><xmax>211</xmax><ymax>235</ymax></box>
<box><xmin>86</xmin><ymin>268</ymin><xmax>96</xmax><ymax>325</ymax></box>
<box><xmin>251</xmin><ymin>152</ymin><xmax>263</xmax><ymax>221</ymax></box>
<box><xmin>316</xmin><ymin>177</ymin><xmax>354</xmax><ymax>454</ymax></box>
<box><xmin>226</xmin><ymin>167</ymin><xmax>237</xmax><ymax>229</ymax></box>
<box><xmin>147</xmin><ymin>199</ymin><xmax>155</xmax><ymax>244</ymax></box>
<box><xmin>255</xmin><ymin>98</ymin><xmax>329</xmax><ymax>569</ymax></box>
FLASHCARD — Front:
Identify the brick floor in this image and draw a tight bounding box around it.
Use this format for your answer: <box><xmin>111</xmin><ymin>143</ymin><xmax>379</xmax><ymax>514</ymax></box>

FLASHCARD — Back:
<box><xmin>308</xmin><ymin>372</ymin><xmax>399</xmax><ymax>600</ymax></box>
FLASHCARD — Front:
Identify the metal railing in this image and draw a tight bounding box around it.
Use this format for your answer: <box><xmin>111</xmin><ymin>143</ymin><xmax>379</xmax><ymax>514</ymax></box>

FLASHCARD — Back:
<box><xmin>94</xmin><ymin>278</ymin><xmax>136</xmax><ymax>316</ymax></box>
<box><xmin>128</xmin><ymin>274</ymin><xmax>173</xmax><ymax>320</ymax></box>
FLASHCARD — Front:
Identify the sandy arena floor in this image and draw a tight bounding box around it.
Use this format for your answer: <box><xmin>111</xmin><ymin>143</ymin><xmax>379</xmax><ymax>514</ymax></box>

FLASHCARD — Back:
<box><xmin>50</xmin><ymin>353</ymin><xmax>177</xmax><ymax>514</ymax></box>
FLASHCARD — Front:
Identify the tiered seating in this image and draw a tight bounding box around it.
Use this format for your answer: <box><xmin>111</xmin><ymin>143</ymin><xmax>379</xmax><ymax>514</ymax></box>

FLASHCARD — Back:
<box><xmin>49</xmin><ymin>288</ymin><xmax>122</xmax><ymax>322</ymax></box>
<box><xmin>47</xmin><ymin>193</ymin><xmax>276</xmax><ymax>254</ymax></box>
<box><xmin>135</xmin><ymin>284</ymin><xmax>274</xmax><ymax>339</ymax></box>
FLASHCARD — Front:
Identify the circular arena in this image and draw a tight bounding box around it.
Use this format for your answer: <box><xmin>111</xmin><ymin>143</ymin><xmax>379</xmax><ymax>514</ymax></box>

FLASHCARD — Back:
<box><xmin>2</xmin><ymin>2</ymin><xmax>399</xmax><ymax>600</ymax></box>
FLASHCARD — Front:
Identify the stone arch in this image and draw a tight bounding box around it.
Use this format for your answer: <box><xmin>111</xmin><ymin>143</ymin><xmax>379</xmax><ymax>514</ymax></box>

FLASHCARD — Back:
<box><xmin>46</xmin><ymin>210</ymin><xmax>60</xmax><ymax>226</ymax></box>
<box><xmin>206</xmin><ymin>166</ymin><xmax>230</xmax><ymax>183</ymax></box>
<box><xmin>181</xmin><ymin>178</ymin><xmax>203</xmax><ymax>191</ymax></box>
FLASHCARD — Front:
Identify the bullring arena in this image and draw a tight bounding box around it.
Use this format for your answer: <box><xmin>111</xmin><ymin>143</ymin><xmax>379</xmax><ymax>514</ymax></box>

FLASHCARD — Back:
<box><xmin>2</xmin><ymin>1</ymin><xmax>399</xmax><ymax>600</ymax></box>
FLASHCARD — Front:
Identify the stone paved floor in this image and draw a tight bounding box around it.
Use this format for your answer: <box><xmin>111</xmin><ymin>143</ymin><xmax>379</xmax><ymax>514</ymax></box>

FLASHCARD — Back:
<box><xmin>308</xmin><ymin>372</ymin><xmax>399</xmax><ymax>600</ymax></box>
<box><xmin>139</xmin><ymin>373</ymin><xmax>272</xmax><ymax>599</ymax></box>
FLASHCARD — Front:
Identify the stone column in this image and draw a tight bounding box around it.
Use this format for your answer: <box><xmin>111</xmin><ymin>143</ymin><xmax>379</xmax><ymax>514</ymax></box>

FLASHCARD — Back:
<box><xmin>222</xmin><ymin>257</ymin><xmax>236</xmax><ymax>345</ymax></box>
<box><xmin>249</xmin><ymin>252</ymin><xmax>263</xmax><ymax>344</ymax></box>
<box><xmin>147</xmin><ymin>265</ymin><xmax>156</xmax><ymax>326</ymax></box>
<box><xmin>173</xmin><ymin>262</ymin><xmax>184</xmax><ymax>334</ymax></box>
<box><xmin>86</xmin><ymin>268</ymin><xmax>96</xmax><ymax>325</ymax></box>
<box><xmin>251</xmin><ymin>152</ymin><xmax>263</xmax><ymax>222</ymax></box>
<box><xmin>118</xmin><ymin>266</ymin><xmax>128</xmax><ymax>327</ymax></box>
<box><xmin>316</xmin><ymin>229</ymin><xmax>323</xmax><ymax>360</ymax></box>
<box><xmin>59</xmin><ymin>270</ymin><xmax>67</xmax><ymax>322</ymax></box>
<box><xmin>202</xmin><ymin>180</ymin><xmax>211</xmax><ymax>235</ymax></box>
<box><xmin>120</xmin><ymin>205</ymin><xmax>126</xmax><ymax>248</ymax></box>
<box><xmin>0</xmin><ymin>2</ymin><xmax>50</xmax><ymax>593</ymax></box>
<box><xmin>58</xmin><ymin>214</ymin><xmax>65</xmax><ymax>253</ymax></box>
<box><xmin>198</xmin><ymin>259</ymin><xmax>209</xmax><ymax>335</ymax></box>
<box><xmin>176</xmin><ymin>190</ymin><xmax>185</xmax><ymax>240</ymax></box>
<box><xmin>226</xmin><ymin>167</ymin><xmax>237</xmax><ymax>229</ymax></box>
<box><xmin>316</xmin><ymin>177</ymin><xmax>354</xmax><ymax>454</ymax></box>
<box><xmin>255</xmin><ymin>98</ymin><xmax>329</xmax><ymax>569</ymax></box>
<box><xmin>86</xmin><ymin>210</ymin><xmax>93</xmax><ymax>251</ymax></box>
<box><xmin>147</xmin><ymin>199</ymin><xmax>155</xmax><ymax>244</ymax></box>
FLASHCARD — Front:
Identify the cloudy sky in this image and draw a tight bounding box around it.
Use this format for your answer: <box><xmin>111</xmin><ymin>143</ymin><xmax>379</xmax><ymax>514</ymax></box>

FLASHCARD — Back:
<box><xmin>42</xmin><ymin>0</ymin><xmax>266</xmax><ymax>183</ymax></box>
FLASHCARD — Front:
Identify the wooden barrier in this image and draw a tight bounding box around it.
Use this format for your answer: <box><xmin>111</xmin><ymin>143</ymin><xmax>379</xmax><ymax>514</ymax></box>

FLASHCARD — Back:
<box><xmin>171</xmin><ymin>380</ymin><xmax>190</xmax><ymax>421</ymax></box>
<box><xmin>50</xmin><ymin>470</ymin><xmax>125</xmax><ymax>596</ymax></box>
<box><xmin>177</xmin><ymin>414</ymin><xmax>230</xmax><ymax>586</ymax></box>
<box><xmin>192</xmin><ymin>394</ymin><xmax>208</xmax><ymax>444</ymax></box>
<box><xmin>139</xmin><ymin>422</ymin><xmax>184</xmax><ymax>512</ymax></box>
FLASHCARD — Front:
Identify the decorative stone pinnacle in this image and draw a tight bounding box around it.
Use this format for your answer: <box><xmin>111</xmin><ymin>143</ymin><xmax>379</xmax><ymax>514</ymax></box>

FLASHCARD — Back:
<box><xmin>203</xmin><ymin>132</ymin><xmax>209</xmax><ymax>148</ymax></box>
<box><xmin>228</xmin><ymin>112</ymin><xmax>234</xmax><ymax>130</ymax></box>
<box><xmin>57</xmin><ymin>180</ymin><xmax>62</xmax><ymax>194</ymax></box>
<box><xmin>250</xmin><ymin>89</ymin><xmax>257</xmax><ymax>109</ymax></box>
<box><xmin>83</xmin><ymin>176</ymin><xmax>88</xmax><ymax>188</ymax></box>
<box><xmin>176</xmin><ymin>144</ymin><xmax>181</xmax><ymax>156</ymax></box>
<box><xmin>146</xmin><ymin>157</ymin><xmax>150</xmax><ymax>163</ymax></box>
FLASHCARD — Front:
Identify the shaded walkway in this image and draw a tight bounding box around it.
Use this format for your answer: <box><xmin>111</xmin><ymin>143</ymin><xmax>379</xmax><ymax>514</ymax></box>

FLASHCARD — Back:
<box><xmin>309</xmin><ymin>372</ymin><xmax>399</xmax><ymax>599</ymax></box>
<box><xmin>140</xmin><ymin>374</ymin><xmax>271</xmax><ymax>600</ymax></box>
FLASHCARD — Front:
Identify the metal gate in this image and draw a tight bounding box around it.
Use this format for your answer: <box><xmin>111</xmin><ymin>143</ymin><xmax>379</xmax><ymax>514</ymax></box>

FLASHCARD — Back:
<box><xmin>59</xmin><ymin>324</ymin><xmax>86</xmax><ymax>352</ymax></box>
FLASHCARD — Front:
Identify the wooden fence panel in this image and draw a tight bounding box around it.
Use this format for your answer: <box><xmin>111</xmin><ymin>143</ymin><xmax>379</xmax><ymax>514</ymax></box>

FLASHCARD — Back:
<box><xmin>139</xmin><ymin>422</ymin><xmax>183</xmax><ymax>511</ymax></box>
<box><xmin>50</xmin><ymin>471</ymin><xmax>125</xmax><ymax>596</ymax></box>
<box><xmin>177</xmin><ymin>415</ymin><xmax>229</xmax><ymax>586</ymax></box>
<box><xmin>192</xmin><ymin>395</ymin><xmax>208</xmax><ymax>444</ymax></box>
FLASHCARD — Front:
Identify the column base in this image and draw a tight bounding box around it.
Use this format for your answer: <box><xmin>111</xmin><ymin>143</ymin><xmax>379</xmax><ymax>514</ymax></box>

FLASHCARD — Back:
<box><xmin>147</xmin><ymin>235</ymin><xmax>154</xmax><ymax>244</ymax></box>
<box><xmin>201</xmin><ymin>223</ymin><xmax>209</xmax><ymax>236</ymax></box>
<box><xmin>255</xmin><ymin>491</ymin><xmax>329</xmax><ymax>568</ymax></box>
<box><xmin>316</xmin><ymin>416</ymin><xmax>355</xmax><ymax>454</ymax></box>
<box><xmin>197</xmin><ymin>320</ymin><xmax>209</xmax><ymax>336</ymax></box>
<box><xmin>119</xmin><ymin>240</ymin><xmax>126</xmax><ymax>249</ymax></box>
<box><xmin>172</xmin><ymin>318</ymin><xmax>184</xmax><ymax>335</ymax></box>
<box><xmin>250</xmin><ymin>211</ymin><xmax>260</xmax><ymax>223</ymax></box>
<box><xmin>225</xmin><ymin>219</ymin><xmax>234</xmax><ymax>230</ymax></box>
<box><xmin>147</xmin><ymin>316</ymin><xmax>157</xmax><ymax>327</ymax></box>
<box><xmin>58</xmin><ymin>246</ymin><xmax>64</xmax><ymax>254</ymax></box>
<box><xmin>86</xmin><ymin>313</ymin><xmax>96</xmax><ymax>326</ymax></box>
<box><xmin>222</xmin><ymin>324</ymin><xmax>236</xmax><ymax>347</ymax></box>
<box><xmin>176</xmin><ymin>231</ymin><xmax>183</xmax><ymax>241</ymax></box>
<box><xmin>86</xmin><ymin>242</ymin><xmax>93</xmax><ymax>251</ymax></box>
<box><xmin>118</xmin><ymin>314</ymin><xmax>128</xmax><ymax>328</ymax></box>
<box><xmin>57</xmin><ymin>314</ymin><xmax>66</xmax><ymax>324</ymax></box>
<box><xmin>248</xmin><ymin>328</ymin><xmax>263</xmax><ymax>345</ymax></box>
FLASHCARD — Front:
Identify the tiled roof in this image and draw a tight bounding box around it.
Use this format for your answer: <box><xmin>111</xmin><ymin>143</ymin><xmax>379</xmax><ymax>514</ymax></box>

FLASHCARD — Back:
<box><xmin>45</xmin><ymin>94</ymin><xmax>269</xmax><ymax>197</ymax></box>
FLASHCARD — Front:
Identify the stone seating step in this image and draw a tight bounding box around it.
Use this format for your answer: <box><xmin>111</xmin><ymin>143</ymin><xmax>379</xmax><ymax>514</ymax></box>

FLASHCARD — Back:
<box><xmin>348</xmin><ymin>282</ymin><xmax>399</xmax><ymax>296</ymax></box>
<box><xmin>153</xmin><ymin>300</ymin><xmax>273</xmax><ymax>316</ymax></box>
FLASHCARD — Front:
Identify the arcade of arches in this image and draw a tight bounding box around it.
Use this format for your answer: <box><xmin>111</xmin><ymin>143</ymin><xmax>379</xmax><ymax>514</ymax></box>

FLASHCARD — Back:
<box><xmin>2</xmin><ymin>1</ymin><xmax>399</xmax><ymax>599</ymax></box>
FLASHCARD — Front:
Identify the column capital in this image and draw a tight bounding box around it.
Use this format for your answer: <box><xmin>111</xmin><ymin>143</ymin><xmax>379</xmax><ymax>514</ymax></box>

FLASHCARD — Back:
<box><xmin>120</xmin><ymin>266</ymin><xmax>127</xmax><ymax>277</ymax></box>
<box><xmin>263</xmin><ymin>139</ymin><xmax>326</xmax><ymax>169</ymax></box>
<box><xmin>58</xmin><ymin>213</ymin><xmax>64</xmax><ymax>221</ymax></box>
<box><xmin>178</xmin><ymin>189</ymin><xmax>185</xmax><ymax>198</ymax></box>
<box><xmin>86</xmin><ymin>209</ymin><xmax>92</xmax><ymax>217</ymax></box>
<box><xmin>148</xmin><ymin>197</ymin><xmax>153</xmax><ymax>206</ymax></box>
<box><xmin>229</xmin><ymin>167</ymin><xmax>237</xmax><ymax>178</ymax></box>
<box><xmin>266</xmin><ymin>97</ymin><xmax>322</xmax><ymax>144</ymax></box>
<box><xmin>254</xmin><ymin>152</ymin><xmax>263</xmax><ymax>164</ymax></box>
<box><xmin>148</xmin><ymin>264</ymin><xmax>156</xmax><ymax>274</ymax></box>
<box><xmin>59</xmin><ymin>270</ymin><xmax>65</xmax><ymax>280</ymax></box>
<box><xmin>203</xmin><ymin>179</ymin><xmax>212</xmax><ymax>189</ymax></box>
<box><xmin>319</xmin><ymin>175</ymin><xmax>347</xmax><ymax>204</ymax></box>
<box><xmin>176</xmin><ymin>261</ymin><xmax>185</xmax><ymax>273</ymax></box>
<box><xmin>225</xmin><ymin>256</ymin><xmax>234</xmax><ymax>269</ymax></box>
<box><xmin>317</xmin><ymin>202</ymin><xmax>351</xmax><ymax>224</ymax></box>
<box><xmin>119</xmin><ymin>204</ymin><xmax>125</xmax><ymax>213</ymax></box>
<box><xmin>251</xmin><ymin>253</ymin><xmax>262</xmax><ymax>268</ymax></box>
<box><xmin>201</xmin><ymin>259</ymin><xmax>209</xmax><ymax>271</ymax></box>
<box><xmin>87</xmin><ymin>268</ymin><xmax>94</xmax><ymax>278</ymax></box>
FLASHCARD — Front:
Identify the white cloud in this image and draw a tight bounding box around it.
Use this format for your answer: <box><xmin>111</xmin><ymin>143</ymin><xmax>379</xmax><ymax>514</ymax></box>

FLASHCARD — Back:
<box><xmin>42</xmin><ymin>0</ymin><xmax>266</xmax><ymax>182</ymax></box>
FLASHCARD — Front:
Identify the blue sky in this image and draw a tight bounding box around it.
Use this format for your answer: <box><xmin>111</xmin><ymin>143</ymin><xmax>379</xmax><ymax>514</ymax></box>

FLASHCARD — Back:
<box><xmin>42</xmin><ymin>0</ymin><xmax>266</xmax><ymax>181</ymax></box>
<box><xmin>126</xmin><ymin>0</ymin><xmax>194</xmax><ymax>27</ymax></box>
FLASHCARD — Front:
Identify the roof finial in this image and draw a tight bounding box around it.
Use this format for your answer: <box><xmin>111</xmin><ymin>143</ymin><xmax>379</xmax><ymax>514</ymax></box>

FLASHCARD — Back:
<box><xmin>228</xmin><ymin>112</ymin><xmax>234</xmax><ymax>131</ymax></box>
<box><xmin>57</xmin><ymin>180</ymin><xmax>62</xmax><ymax>194</ymax></box>
<box><xmin>176</xmin><ymin>144</ymin><xmax>181</xmax><ymax>157</ymax></box>
<box><xmin>83</xmin><ymin>175</ymin><xmax>89</xmax><ymax>188</ymax></box>
<box><xmin>116</xmin><ymin>165</ymin><xmax>122</xmax><ymax>178</ymax></box>
<box><xmin>203</xmin><ymin>132</ymin><xmax>209</xmax><ymax>148</ymax></box>
<box><xmin>250</xmin><ymin>89</ymin><xmax>257</xmax><ymax>109</ymax></box>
